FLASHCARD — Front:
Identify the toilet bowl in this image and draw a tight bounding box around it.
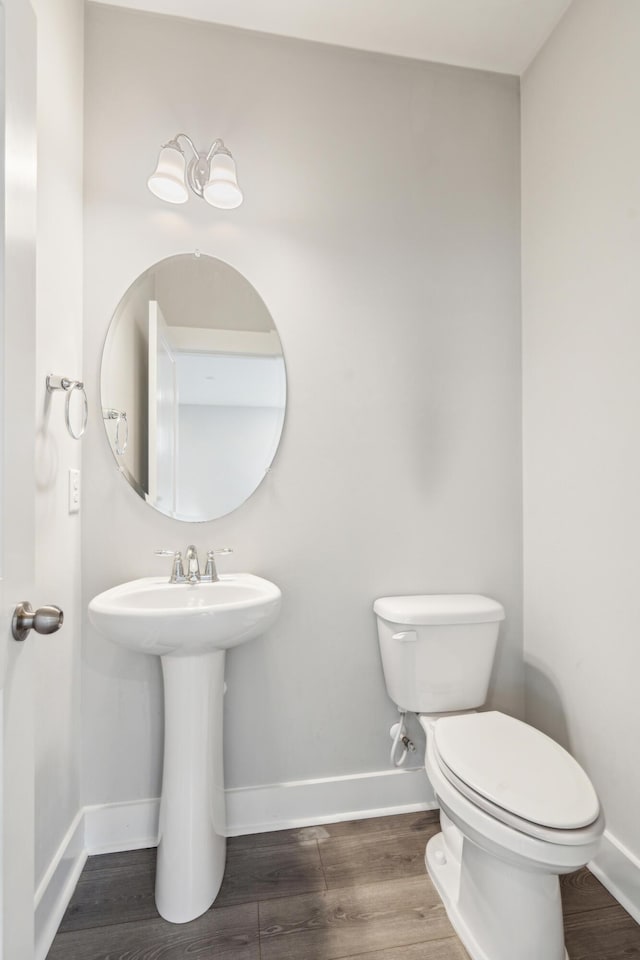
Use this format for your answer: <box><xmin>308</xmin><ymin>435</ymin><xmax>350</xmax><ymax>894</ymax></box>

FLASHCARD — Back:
<box><xmin>374</xmin><ymin>594</ymin><xmax>604</xmax><ymax>960</ymax></box>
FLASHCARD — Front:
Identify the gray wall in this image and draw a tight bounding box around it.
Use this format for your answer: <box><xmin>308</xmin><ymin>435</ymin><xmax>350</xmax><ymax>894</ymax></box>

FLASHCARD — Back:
<box><xmin>522</xmin><ymin>0</ymin><xmax>640</xmax><ymax>867</ymax></box>
<box><xmin>83</xmin><ymin>5</ymin><xmax>522</xmax><ymax>806</ymax></box>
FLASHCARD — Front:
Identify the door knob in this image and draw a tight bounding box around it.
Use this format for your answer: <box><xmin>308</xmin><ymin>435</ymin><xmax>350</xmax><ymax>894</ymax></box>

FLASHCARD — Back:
<box><xmin>12</xmin><ymin>602</ymin><xmax>64</xmax><ymax>642</ymax></box>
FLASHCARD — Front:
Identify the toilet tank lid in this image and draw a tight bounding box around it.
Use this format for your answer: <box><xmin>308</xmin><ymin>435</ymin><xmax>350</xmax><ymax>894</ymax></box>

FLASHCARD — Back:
<box><xmin>373</xmin><ymin>594</ymin><xmax>505</xmax><ymax>626</ymax></box>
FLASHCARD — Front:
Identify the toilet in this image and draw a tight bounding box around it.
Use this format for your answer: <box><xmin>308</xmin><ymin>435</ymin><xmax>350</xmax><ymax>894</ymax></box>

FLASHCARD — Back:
<box><xmin>374</xmin><ymin>594</ymin><xmax>604</xmax><ymax>960</ymax></box>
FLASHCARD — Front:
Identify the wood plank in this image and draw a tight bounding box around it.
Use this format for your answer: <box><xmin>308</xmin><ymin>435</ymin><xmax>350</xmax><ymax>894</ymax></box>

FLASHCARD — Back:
<box><xmin>216</xmin><ymin>840</ymin><xmax>326</xmax><ymax>907</ymax></box>
<box><xmin>332</xmin><ymin>937</ymin><xmax>469</xmax><ymax>960</ymax></box>
<box><xmin>58</xmin><ymin>861</ymin><xmax>157</xmax><ymax>932</ymax></box>
<box><xmin>47</xmin><ymin>901</ymin><xmax>259</xmax><ymax>960</ymax></box>
<box><xmin>563</xmin><ymin>903</ymin><xmax>640</xmax><ymax>959</ymax></box>
<box><xmin>561</xmin><ymin>867</ymin><xmax>621</xmax><ymax>916</ymax></box>
<box><xmin>319</xmin><ymin>829</ymin><xmax>437</xmax><ymax>889</ymax></box>
<box><xmin>228</xmin><ymin>825</ymin><xmax>322</xmax><ymax>852</ymax></box>
<box><xmin>259</xmin><ymin>874</ymin><xmax>453</xmax><ymax>960</ymax></box>
<box><xmin>227</xmin><ymin>812</ymin><xmax>439</xmax><ymax>851</ymax></box>
<box><xmin>319</xmin><ymin>811</ymin><xmax>439</xmax><ymax>841</ymax></box>
<box><xmin>82</xmin><ymin>847</ymin><xmax>156</xmax><ymax>873</ymax></box>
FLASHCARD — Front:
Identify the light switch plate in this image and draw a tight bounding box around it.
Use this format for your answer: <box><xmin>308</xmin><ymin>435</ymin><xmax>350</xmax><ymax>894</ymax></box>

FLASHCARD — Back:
<box><xmin>68</xmin><ymin>468</ymin><xmax>80</xmax><ymax>514</ymax></box>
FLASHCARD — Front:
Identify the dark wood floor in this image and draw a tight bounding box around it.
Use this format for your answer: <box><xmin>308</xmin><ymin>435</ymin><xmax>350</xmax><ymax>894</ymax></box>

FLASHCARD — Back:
<box><xmin>47</xmin><ymin>811</ymin><xmax>640</xmax><ymax>960</ymax></box>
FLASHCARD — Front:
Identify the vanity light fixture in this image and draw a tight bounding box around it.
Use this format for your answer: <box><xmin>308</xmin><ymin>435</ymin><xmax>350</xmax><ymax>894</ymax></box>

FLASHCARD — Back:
<box><xmin>147</xmin><ymin>134</ymin><xmax>243</xmax><ymax>209</ymax></box>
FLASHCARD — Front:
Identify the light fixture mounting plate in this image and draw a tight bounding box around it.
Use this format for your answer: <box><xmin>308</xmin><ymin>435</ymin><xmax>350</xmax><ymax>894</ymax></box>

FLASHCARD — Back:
<box><xmin>187</xmin><ymin>154</ymin><xmax>210</xmax><ymax>199</ymax></box>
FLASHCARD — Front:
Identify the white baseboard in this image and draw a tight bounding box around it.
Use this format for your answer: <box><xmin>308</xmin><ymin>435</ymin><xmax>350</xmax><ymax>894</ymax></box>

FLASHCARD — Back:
<box><xmin>82</xmin><ymin>766</ymin><xmax>434</xmax><ymax>846</ymax></box>
<box><xmin>590</xmin><ymin>829</ymin><xmax>640</xmax><ymax>924</ymax></box>
<box><xmin>84</xmin><ymin>797</ymin><xmax>160</xmax><ymax>854</ymax></box>
<box><xmin>35</xmin><ymin>765</ymin><xmax>433</xmax><ymax>959</ymax></box>
<box><xmin>226</xmin><ymin>765</ymin><xmax>434</xmax><ymax>835</ymax></box>
<box><xmin>34</xmin><ymin>810</ymin><xmax>86</xmax><ymax>960</ymax></box>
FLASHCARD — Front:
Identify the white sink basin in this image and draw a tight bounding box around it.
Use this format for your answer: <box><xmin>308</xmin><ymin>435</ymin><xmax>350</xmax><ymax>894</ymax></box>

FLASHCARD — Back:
<box><xmin>88</xmin><ymin>573</ymin><xmax>281</xmax><ymax>656</ymax></box>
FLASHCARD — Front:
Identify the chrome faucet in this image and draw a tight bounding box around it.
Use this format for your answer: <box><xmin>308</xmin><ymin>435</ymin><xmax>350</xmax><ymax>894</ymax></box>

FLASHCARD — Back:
<box><xmin>155</xmin><ymin>546</ymin><xmax>233</xmax><ymax>583</ymax></box>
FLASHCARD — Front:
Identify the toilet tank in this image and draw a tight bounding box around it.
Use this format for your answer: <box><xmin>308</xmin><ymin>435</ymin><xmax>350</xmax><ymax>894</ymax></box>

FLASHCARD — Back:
<box><xmin>374</xmin><ymin>595</ymin><xmax>505</xmax><ymax>713</ymax></box>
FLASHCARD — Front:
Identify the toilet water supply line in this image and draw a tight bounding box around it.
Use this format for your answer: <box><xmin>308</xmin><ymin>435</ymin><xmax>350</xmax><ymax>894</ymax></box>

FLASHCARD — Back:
<box><xmin>390</xmin><ymin>708</ymin><xmax>416</xmax><ymax>767</ymax></box>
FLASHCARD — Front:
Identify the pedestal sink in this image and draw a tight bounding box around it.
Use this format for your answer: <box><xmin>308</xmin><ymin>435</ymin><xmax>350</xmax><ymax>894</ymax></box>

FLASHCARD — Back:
<box><xmin>88</xmin><ymin>574</ymin><xmax>281</xmax><ymax>923</ymax></box>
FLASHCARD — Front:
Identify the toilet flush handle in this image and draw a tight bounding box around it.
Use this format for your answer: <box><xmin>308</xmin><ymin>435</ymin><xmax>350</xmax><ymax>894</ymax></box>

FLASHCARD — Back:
<box><xmin>392</xmin><ymin>630</ymin><xmax>417</xmax><ymax>642</ymax></box>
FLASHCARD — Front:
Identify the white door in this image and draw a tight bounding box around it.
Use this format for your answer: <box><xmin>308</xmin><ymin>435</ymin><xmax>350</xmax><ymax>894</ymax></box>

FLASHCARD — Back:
<box><xmin>0</xmin><ymin>0</ymin><xmax>38</xmax><ymax>956</ymax></box>
<box><xmin>148</xmin><ymin>300</ymin><xmax>178</xmax><ymax>515</ymax></box>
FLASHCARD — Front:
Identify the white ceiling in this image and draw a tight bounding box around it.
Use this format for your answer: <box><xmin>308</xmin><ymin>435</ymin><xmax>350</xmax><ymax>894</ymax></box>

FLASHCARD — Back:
<box><xmin>97</xmin><ymin>0</ymin><xmax>573</xmax><ymax>75</ymax></box>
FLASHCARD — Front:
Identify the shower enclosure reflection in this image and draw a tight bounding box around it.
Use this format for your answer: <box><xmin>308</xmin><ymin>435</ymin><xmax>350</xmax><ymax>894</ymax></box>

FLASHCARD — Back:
<box><xmin>101</xmin><ymin>254</ymin><xmax>286</xmax><ymax>521</ymax></box>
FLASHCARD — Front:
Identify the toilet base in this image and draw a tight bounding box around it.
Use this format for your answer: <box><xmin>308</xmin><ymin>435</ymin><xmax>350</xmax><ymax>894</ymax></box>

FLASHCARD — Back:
<box><xmin>426</xmin><ymin>831</ymin><xmax>569</xmax><ymax>960</ymax></box>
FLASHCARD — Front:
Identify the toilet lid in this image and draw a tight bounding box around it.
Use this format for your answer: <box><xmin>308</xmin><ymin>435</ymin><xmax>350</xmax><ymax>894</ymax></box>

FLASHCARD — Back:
<box><xmin>434</xmin><ymin>712</ymin><xmax>600</xmax><ymax>829</ymax></box>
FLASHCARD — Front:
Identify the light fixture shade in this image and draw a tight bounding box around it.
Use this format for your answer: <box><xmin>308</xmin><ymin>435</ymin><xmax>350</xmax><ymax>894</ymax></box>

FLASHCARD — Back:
<box><xmin>203</xmin><ymin>152</ymin><xmax>243</xmax><ymax>209</ymax></box>
<box><xmin>147</xmin><ymin>145</ymin><xmax>189</xmax><ymax>204</ymax></box>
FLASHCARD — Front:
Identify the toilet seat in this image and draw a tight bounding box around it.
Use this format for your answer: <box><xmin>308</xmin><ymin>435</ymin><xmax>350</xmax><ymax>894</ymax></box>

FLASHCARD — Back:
<box><xmin>432</xmin><ymin>712</ymin><xmax>601</xmax><ymax>843</ymax></box>
<box><xmin>433</xmin><ymin>746</ymin><xmax>604</xmax><ymax>846</ymax></box>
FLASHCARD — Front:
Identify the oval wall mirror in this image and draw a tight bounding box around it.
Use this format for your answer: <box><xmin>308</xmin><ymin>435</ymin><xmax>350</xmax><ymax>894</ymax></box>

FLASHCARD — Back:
<box><xmin>101</xmin><ymin>253</ymin><xmax>286</xmax><ymax>522</ymax></box>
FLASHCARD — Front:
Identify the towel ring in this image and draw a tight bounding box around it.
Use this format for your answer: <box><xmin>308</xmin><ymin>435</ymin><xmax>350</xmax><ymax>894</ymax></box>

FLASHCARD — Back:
<box><xmin>46</xmin><ymin>374</ymin><xmax>88</xmax><ymax>440</ymax></box>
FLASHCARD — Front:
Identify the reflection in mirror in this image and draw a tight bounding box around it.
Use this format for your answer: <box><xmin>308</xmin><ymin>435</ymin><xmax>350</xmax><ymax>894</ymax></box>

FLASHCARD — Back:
<box><xmin>101</xmin><ymin>254</ymin><xmax>286</xmax><ymax>522</ymax></box>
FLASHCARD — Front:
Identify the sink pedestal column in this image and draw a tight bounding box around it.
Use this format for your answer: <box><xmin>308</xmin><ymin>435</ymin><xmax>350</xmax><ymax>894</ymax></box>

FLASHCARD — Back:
<box><xmin>155</xmin><ymin>650</ymin><xmax>227</xmax><ymax>923</ymax></box>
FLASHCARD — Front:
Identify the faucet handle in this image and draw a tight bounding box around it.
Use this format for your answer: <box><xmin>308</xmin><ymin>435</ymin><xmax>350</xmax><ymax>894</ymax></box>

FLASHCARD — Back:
<box><xmin>154</xmin><ymin>549</ymin><xmax>185</xmax><ymax>583</ymax></box>
<box><xmin>202</xmin><ymin>548</ymin><xmax>233</xmax><ymax>583</ymax></box>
